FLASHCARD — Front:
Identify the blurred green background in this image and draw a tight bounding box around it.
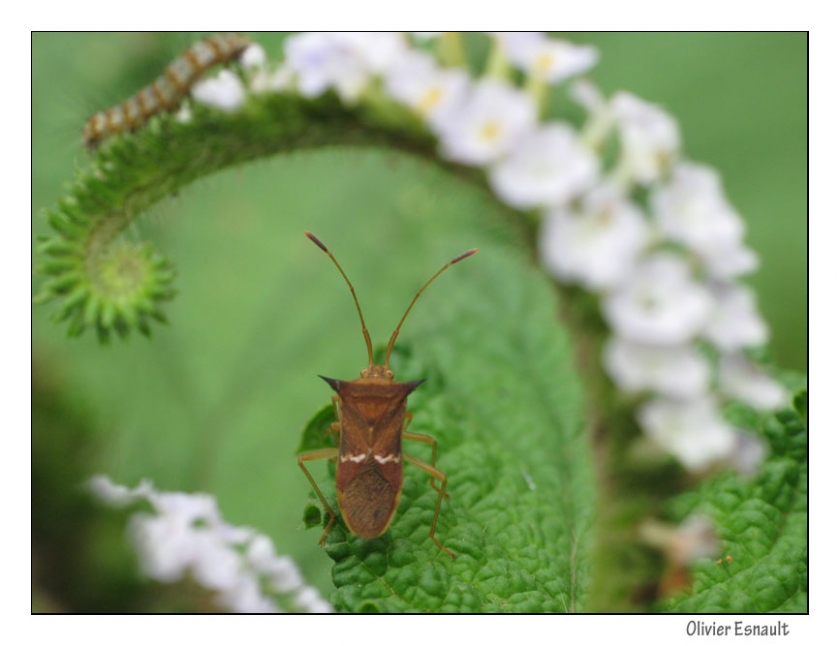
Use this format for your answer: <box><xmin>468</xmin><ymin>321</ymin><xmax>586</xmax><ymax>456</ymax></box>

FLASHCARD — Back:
<box><xmin>32</xmin><ymin>32</ymin><xmax>806</xmax><ymax>609</ymax></box>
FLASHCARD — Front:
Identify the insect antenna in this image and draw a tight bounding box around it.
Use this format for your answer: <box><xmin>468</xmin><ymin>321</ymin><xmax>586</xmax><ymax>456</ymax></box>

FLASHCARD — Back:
<box><xmin>305</xmin><ymin>232</ymin><xmax>374</xmax><ymax>367</ymax></box>
<box><xmin>384</xmin><ymin>247</ymin><xmax>478</xmax><ymax>368</ymax></box>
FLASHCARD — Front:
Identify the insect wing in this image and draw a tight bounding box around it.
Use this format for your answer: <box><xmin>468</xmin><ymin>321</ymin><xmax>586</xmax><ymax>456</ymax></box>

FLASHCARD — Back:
<box><xmin>332</xmin><ymin>381</ymin><xmax>413</xmax><ymax>491</ymax></box>
<box><xmin>327</xmin><ymin>378</ymin><xmax>422</xmax><ymax>538</ymax></box>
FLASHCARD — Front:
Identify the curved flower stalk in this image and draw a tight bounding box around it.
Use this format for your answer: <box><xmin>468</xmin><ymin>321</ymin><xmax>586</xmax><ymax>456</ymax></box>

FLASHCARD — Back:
<box><xmin>88</xmin><ymin>475</ymin><xmax>332</xmax><ymax>613</ymax></box>
<box><xmin>36</xmin><ymin>32</ymin><xmax>793</xmax><ymax>610</ymax></box>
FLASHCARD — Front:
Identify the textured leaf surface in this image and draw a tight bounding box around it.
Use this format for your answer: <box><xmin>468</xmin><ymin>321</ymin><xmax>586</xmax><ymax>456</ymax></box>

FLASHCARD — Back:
<box><xmin>661</xmin><ymin>388</ymin><xmax>808</xmax><ymax>613</ymax></box>
<box><xmin>300</xmin><ymin>250</ymin><xmax>593</xmax><ymax>612</ymax></box>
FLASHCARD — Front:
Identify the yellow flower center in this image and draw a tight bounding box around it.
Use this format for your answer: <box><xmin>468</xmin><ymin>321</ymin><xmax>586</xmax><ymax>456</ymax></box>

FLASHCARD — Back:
<box><xmin>419</xmin><ymin>86</ymin><xmax>443</xmax><ymax>114</ymax></box>
<box><xmin>534</xmin><ymin>53</ymin><xmax>555</xmax><ymax>78</ymax></box>
<box><xmin>479</xmin><ymin>120</ymin><xmax>501</xmax><ymax>142</ymax></box>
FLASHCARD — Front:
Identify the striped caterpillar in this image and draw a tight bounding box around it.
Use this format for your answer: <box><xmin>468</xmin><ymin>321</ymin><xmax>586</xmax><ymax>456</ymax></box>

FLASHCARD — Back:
<box><xmin>82</xmin><ymin>34</ymin><xmax>253</xmax><ymax>147</ymax></box>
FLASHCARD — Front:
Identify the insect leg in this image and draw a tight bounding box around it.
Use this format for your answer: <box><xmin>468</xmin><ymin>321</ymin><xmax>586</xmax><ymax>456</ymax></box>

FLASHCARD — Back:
<box><xmin>298</xmin><ymin>447</ymin><xmax>340</xmax><ymax>546</ymax></box>
<box><xmin>403</xmin><ymin>453</ymin><xmax>454</xmax><ymax>559</ymax></box>
<box><xmin>403</xmin><ymin>429</ymin><xmax>449</xmax><ymax>498</ymax></box>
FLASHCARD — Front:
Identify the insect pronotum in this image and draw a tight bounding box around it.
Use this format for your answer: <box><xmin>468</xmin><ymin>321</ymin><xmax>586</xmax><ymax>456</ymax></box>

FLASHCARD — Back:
<box><xmin>298</xmin><ymin>232</ymin><xmax>478</xmax><ymax>558</ymax></box>
<box><xmin>82</xmin><ymin>34</ymin><xmax>253</xmax><ymax>147</ymax></box>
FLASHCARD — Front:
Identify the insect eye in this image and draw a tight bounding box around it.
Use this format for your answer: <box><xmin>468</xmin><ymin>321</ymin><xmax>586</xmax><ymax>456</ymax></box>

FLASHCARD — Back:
<box><xmin>386</xmin><ymin>370</ymin><xmax>394</xmax><ymax>379</ymax></box>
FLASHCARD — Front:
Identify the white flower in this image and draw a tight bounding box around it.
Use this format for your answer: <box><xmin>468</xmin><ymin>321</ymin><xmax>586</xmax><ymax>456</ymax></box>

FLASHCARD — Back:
<box><xmin>284</xmin><ymin>32</ymin><xmax>405</xmax><ymax>103</ymax></box>
<box><xmin>719</xmin><ymin>353</ymin><xmax>787</xmax><ymax>411</ymax></box>
<box><xmin>540</xmin><ymin>184</ymin><xmax>650</xmax><ymax>290</ymax></box>
<box><xmin>191</xmin><ymin>69</ymin><xmax>246</xmax><ymax>112</ymax></box>
<box><xmin>217</xmin><ymin>523</ymin><xmax>256</xmax><ymax>546</ymax></box>
<box><xmin>651</xmin><ymin>162</ymin><xmax>757</xmax><ymax>278</ymax></box>
<box><xmin>174</xmin><ymin>103</ymin><xmax>192</xmax><ymax>123</ymax></box>
<box><xmin>339</xmin><ymin>32</ymin><xmax>407</xmax><ymax>74</ymax></box>
<box><xmin>129</xmin><ymin>512</ymin><xmax>196</xmax><ymax>583</ymax></box>
<box><xmin>569</xmin><ymin>78</ymin><xmax>604</xmax><ymax>112</ymax></box>
<box><xmin>245</xmin><ymin>533</ymin><xmax>276</xmax><ymax>566</ymax></box>
<box><xmin>611</xmin><ymin>91</ymin><xmax>680</xmax><ymax>184</ymax></box>
<box><xmin>244</xmin><ymin>534</ymin><xmax>303</xmax><ymax>594</ymax></box>
<box><xmin>603</xmin><ymin>337</ymin><xmax>710</xmax><ymax>399</ymax></box>
<box><xmin>489</xmin><ymin>124</ymin><xmax>599</xmax><ymax>209</ymax></box>
<box><xmin>383</xmin><ymin>50</ymin><xmax>469</xmax><ymax>130</ymax></box>
<box><xmin>88</xmin><ymin>475</ymin><xmax>152</xmax><ymax>506</ymax></box>
<box><xmin>703</xmin><ymin>240</ymin><xmax>759</xmax><ymax>281</ymax></box>
<box><xmin>652</xmin><ymin>162</ymin><xmax>741</xmax><ymax>247</ymax></box>
<box><xmin>602</xmin><ymin>253</ymin><xmax>712</xmax><ymax>344</ymax></box>
<box><xmin>265</xmin><ymin>557</ymin><xmax>305</xmax><ymax>595</ymax></box>
<box><xmin>128</xmin><ymin>492</ymin><xmax>227</xmax><ymax>585</ymax></box>
<box><xmin>149</xmin><ymin>491</ymin><xmax>221</xmax><ymax>525</ymax></box>
<box><xmin>728</xmin><ymin>430</ymin><xmax>768</xmax><ymax>477</ymax></box>
<box><xmin>638</xmin><ymin>396</ymin><xmax>738</xmax><ymax>471</ymax></box>
<box><xmin>189</xmin><ymin>532</ymin><xmax>242</xmax><ymax>591</ymax></box>
<box><xmin>284</xmin><ymin>32</ymin><xmax>366</xmax><ymax>101</ymax></box>
<box><xmin>639</xmin><ymin>515</ymin><xmax>720</xmax><ymax>565</ymax></box>
<box><xmin>217</xmin><ymin>574</ymin><xmax>281</xmax><ymax>614</ymax></box>
<box><xmin>703</xmin><ymin>283</ymin><xmax>768</xmax><ymax>352</ymax></box>
<box><xmin>87</xmin><ymin>476</ymin><xmax>332</xmax><ymax>613</ymax></box>
<box><xmin>295</xmin><ymin>586</ymin><xmax>335</xmax><ymax>613</ymax></box>
<box><xmin>437</xmin><ymin>79</ymin><xmax>537</xmax><ymax>166</ymax></box>
<box><xmin>127</xmin><ymin>489</ymin><xmax>235</xmax><ymax>586</ymax></box>
<box><xmin>240</xmin><ymin>44</ymin><xmax>267</xmax><ymax>70</ymax></box>
<box><xmin>250</xmin><ymin>66</ymin><xmax>294</xmax><ymax>94</ymax></box>
<box><xmin>669</xmin><ymin>516</ymin><xmax>720</xmax><ymax>564</ymax></box>
<box><xmin>495</xmin><ymin>32</ymin><xmax>598</xmax><ymax>83</ymax></box>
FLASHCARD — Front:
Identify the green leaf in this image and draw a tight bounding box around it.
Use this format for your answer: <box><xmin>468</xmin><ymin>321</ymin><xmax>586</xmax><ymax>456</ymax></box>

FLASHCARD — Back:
<box><xmin>296</xmin><ymin>404</ymin><xmax>337</xmax><ymax>454</ymax></box>
<box><xmin>660</xmin><ymin>392</ymin><xmax>808</xmax><ymax>613</ymax></box>
<box><xmin>299</xmin><ymin>251</ymin><xmax>593</xmax><ymax>612</ymax></box>
<box><xmin>302</xmin><ymin>502</ymin><xmax>323</xmax><ymax>530</ymax></box>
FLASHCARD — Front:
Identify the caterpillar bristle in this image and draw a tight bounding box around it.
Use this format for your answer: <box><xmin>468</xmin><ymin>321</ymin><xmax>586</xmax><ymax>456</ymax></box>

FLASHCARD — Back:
<box><xmin>82</xmin><ymin>34</ymin><xmax>253</xmax><ymax>148</ymax></box>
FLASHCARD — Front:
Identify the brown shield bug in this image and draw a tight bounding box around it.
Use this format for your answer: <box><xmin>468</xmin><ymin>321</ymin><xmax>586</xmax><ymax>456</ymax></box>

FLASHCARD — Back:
<box><xmin>298</xmin><ymin>232</ymin><xmax>477</xmax><ymax>558</ymax></box>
